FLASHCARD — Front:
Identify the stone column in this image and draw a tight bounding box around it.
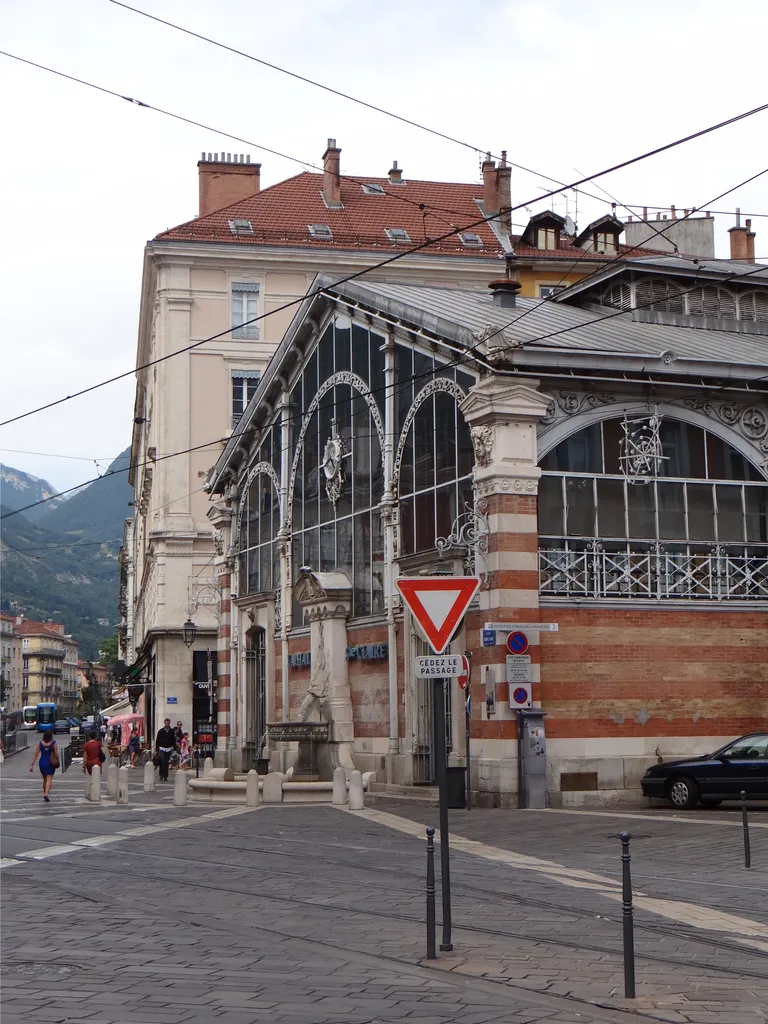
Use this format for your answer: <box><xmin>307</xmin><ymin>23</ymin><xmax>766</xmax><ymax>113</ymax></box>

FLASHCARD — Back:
<box><xmin>460</xmin><ymin>378</ymin><xmax>551</xmax><ymax>797</ymax></box>
<box><xmin>208</xmin><ymin>499</ymin><xmax>233</xmax><ymax>767</ymax></box>
<box><xmin>294</xmin><ymin>569</ymin><xmax>355</xmax><ymax>775</ymax></box>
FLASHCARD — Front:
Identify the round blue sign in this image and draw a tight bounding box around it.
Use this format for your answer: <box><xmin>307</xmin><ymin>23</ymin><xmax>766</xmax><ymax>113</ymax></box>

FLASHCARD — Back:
<box><xmin>506</xmin><ymin>631</ymin><xmax>529</xmax><ymax>655</ymax></box>
<box><xmin>512</xmin><ymin>687</ymin><xmax>529</xmax><ymax>705</ymax></box>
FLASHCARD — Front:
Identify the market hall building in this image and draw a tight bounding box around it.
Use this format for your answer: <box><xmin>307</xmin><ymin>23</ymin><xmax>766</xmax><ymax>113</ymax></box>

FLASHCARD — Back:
<box><xmin>206</xmin><ymin>253</ymin><xmax>768</xmax><ymax>805</ymax></box>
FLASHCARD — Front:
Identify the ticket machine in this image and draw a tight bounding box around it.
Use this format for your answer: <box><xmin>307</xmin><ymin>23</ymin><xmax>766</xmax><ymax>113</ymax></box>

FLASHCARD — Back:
<box><xmin>517</xmin><ymin>709</ymin><xmax>547</xmax><ymax>809</ymax></box>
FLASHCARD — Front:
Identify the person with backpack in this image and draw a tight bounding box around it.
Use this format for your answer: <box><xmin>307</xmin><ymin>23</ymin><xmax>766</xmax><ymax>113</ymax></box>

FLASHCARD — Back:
<box><xmin>29</xmin><ymin>729</ymin><xmax>59</xmax><ymax>801</ymax></box>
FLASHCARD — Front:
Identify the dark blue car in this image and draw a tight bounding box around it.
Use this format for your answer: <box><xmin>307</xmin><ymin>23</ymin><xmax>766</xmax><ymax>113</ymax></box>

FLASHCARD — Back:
<box><xmin>641</xmin><ymin>733</ymin><xmax>768</xmax><ymax>809</ymax></box>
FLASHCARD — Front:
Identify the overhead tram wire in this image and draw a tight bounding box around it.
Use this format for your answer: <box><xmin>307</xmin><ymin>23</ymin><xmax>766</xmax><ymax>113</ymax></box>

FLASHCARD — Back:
<box><xmin>107</xmin><ymin>0</ymin><xmax>768</xmax><ymax>231</ymax></box>
<box><xmin>0</xmin><ymin>53</ymin><xmax>766</xmax><ymax>428</ymax></box>
<box><xmin>4</xmin><ymin>252</ymin><xmax>768</xmax><ymax>525</ymax></box>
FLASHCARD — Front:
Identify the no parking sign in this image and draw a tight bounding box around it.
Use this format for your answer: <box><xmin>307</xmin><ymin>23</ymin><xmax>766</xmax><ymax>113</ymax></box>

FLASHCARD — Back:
<box><xmin>506</xmin><ymin>631</ymin><xmax>529</xmax><ymax>655</ymax></box>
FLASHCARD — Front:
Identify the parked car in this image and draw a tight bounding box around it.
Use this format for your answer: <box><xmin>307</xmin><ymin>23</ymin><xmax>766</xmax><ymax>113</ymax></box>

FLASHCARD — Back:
<box><xmin>53</xmin><ymin>719</ymin><xmax>72</xmax><ymax>734</ymax></box>
<box><xmin>642</xmin><ymin>733</ymin><xmax>768</xmax><ymax>809</ymax></box>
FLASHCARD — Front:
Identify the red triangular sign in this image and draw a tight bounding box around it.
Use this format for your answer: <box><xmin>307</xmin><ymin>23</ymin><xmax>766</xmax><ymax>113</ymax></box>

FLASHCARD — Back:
<box><xmin>396</xmin><ymin>576</ymin><xmax>480</xmax><ymax>654</ymax></box>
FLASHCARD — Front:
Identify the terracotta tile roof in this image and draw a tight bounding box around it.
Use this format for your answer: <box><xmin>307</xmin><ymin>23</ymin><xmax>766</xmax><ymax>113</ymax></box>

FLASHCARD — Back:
<box><xmin>17</xmin><ymin>620</ymin><xmax>65</xmax><ymax>638</ymax></box>
<box><xmin>157</xmin><ymin>173</ymin><xmax>664</xmax><ymax>262</ymax></box>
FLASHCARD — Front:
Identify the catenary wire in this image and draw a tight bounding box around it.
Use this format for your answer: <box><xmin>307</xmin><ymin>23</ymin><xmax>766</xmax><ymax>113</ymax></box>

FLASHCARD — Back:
<box><xmin>4</xmin><ymin>255</ymin><xmax>768</xmax><ymax>524</ymax></box>
<box><xmin>0</xmin><ymin>55</ymin><xmax>766</xmax><ymax>429</ymax></box>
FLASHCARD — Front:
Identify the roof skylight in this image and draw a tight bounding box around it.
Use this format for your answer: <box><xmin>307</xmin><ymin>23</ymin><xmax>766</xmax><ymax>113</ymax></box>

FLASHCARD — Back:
<box><xmin>385</xmin><ymin>227</ymin><xmax>410</xmax><ymax>243</ymax></box>
<box><xmin>460</xmin><ymin>232</ymin><xmax>484</xmax><ymax>248</ymax></box>
<box><xmin>362</xmin><ymin>183</ymin><xmax>386</xmax><ymax>195</ymax></box>
<box><xmin>308</xmin><ymin>223</ymin><xmax>333</xmax><ymax>240</ymax></box>
<box><xmin>228</xmin><ymin>219</ymin><xmax>253</xmax><ymax>236</ymax></box>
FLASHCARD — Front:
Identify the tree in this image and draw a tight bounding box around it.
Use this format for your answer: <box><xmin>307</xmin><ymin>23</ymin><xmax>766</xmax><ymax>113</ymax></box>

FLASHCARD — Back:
<box><xmin>98</xmin><ymin>634</ymin><xmax>119</xmax><ymax>673</ymax></box>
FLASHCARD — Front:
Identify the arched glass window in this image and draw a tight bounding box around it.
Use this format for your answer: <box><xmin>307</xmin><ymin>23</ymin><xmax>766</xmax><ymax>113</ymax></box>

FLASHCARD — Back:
<box><xmin>289</xmin><ymin>317</ymin><xmax>386</xmax><ymax>618</ymax></box>
<box><xmin>238</xmin><ymin>466</ymin><xmax>280</xmax><ymax>597</ymax></box>
<box><xmin>539</xmin><ymin>417</ymin><xmax>768</xmax><ymax>600</ymax></box>
<box><xmin>395</xmin><ymin>344</ymin><xmax>476</xmax><ymax>556</ymax></box>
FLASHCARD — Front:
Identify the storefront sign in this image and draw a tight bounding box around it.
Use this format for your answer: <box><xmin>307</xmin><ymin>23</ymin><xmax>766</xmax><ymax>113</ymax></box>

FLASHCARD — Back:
<box><xmin>346</xmin><ymin>644</ymin><xmax>388</xmax><ymax>661</ymax></box>
<box><xmin>288</xmin><ymin>652</ymin><xmax>311</xmax><ymax>669</ymax></box>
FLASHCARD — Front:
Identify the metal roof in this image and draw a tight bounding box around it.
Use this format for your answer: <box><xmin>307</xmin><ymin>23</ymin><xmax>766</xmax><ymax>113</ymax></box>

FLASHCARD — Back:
<box><xmin>326</xmin><ymin>277</ymin><xmax>768</xmax><ymax>370</ymax></box>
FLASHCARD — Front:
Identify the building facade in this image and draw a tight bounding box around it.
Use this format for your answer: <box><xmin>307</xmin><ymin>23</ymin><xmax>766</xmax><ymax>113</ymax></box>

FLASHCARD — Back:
<box><xmin>206</xmin><ymin>252</ymin><xmax>768</xmax><ymax>803</ymax></box>
<box><xmin>17</xmin><ymin>619</ymin><xmax>79</xmax><ymax>715</ymax></box>
<box><xmin>0</xmin><ymin>613</ymin><xmax>22</xmax><ymax>709</ymax></box>
<box><xmin>121</xmin><ymin>140</ymin><xmax>649</xmax><ymax>743</ymax></box>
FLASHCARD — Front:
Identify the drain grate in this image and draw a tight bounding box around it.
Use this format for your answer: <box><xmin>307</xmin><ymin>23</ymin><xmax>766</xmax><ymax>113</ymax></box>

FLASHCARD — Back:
<box><xmin>2</xmin><ymin>962</ymin><xmax>76</xmax><ymax>978</ymax></box>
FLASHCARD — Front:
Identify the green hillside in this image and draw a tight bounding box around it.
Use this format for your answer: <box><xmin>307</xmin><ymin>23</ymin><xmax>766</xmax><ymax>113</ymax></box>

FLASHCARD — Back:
<box><xmin>38</xmin><ymin>447</ymin><xmax>132</xmax><ymax>541</ymax></box>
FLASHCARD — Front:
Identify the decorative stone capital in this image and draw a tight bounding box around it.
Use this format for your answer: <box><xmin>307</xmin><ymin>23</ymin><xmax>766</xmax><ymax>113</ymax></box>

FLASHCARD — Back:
<box><xmin>459</xmin><ymin>377</ymin><xmax>553</xmax><ymax>426</ymax></box>
<box><xmin>294</xmin><ymin>568</ymin><xmax>352</xmax><ymax>623</ymax></box>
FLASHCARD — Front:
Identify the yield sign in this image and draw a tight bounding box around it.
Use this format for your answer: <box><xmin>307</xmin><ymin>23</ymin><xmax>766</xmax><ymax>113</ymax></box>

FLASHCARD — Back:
<box><xmin>396</xmin><ymin>576</ymin><xmax>480</xmax><ymax>655</ymax></box>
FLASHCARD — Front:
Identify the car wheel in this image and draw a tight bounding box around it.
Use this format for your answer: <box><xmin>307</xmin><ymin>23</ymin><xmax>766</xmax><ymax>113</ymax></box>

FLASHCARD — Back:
<box><xmin>669</xmin><ymin>776</ymin><xmax>699</xmax><ymax>810</ymax></box>
<box><xmin>699</xmin><ymin>799</ymin><xmax>721</xmax><ymax>807</ymax></box>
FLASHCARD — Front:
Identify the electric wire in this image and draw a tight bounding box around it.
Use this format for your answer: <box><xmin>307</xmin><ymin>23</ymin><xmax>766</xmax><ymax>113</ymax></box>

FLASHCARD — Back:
<box><xmin>0</xmin><ymin>55</ymin><xmax>766</xmax><ymax>429</ymax></box>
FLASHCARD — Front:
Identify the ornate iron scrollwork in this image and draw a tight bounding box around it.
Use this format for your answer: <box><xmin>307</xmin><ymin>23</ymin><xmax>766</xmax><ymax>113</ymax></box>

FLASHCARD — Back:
<box><xmin>435</xmin><ymin>499</ymin><xmax>490</xmax><ymax>586</ymax></box>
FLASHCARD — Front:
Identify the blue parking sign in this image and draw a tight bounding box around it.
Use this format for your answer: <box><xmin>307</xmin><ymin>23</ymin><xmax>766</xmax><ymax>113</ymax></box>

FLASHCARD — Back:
<box><xmin>482</xmin><ymin>628</ymin><xmax>496</xmax><ymax>647</ymax></box>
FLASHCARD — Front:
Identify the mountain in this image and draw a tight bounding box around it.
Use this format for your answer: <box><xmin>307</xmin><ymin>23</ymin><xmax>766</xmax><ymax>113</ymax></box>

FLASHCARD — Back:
<box><xmin>38</xmin><ymin>448</ymin><xmax>132</xmax><ymax>541</ymax></box>
<box><xmin>0</xmin><ymin>464</ymin><xmax>73</xmax><ymax>523</ymax></box>
<box><xmin>0</xmin><ymin>448</ymin><xmax>133</xmax><ymax>660</ymax></box>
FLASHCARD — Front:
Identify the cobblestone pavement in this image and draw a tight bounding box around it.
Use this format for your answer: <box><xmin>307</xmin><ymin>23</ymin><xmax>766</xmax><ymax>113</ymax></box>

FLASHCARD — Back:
<box><xmin>2</xmin><ymin>752</ymin><xmax>766</xmax><ymax>1024</ymax></box>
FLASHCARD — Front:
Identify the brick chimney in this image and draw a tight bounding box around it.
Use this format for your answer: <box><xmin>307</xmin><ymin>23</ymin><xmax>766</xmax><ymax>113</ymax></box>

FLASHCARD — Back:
<box><xmin>729</xmin><ymin>208</ymin><xmax>754</xmax><ymax>261</ymax></box>
<box><xmin>322</xmin><ymin>138</ymin><xmax>342</xmax><ymax>208</ymax></box>
<box><xmin>198</xmin><ymin>153</ymin><xmax>261</xmax><ymax>217</ymax></box>
<box><xmin>497</xmin><ymin>150</ymin><xmax>511</xmax><ymax>233</ymax></box>
<box><xmin>482</xmin><ymin>153</ymin><xmax>498</xmax><ymax>215</ymax></box>
<box><xmin>388</xmin><ymin>160</ymin><xmax>403</xmax><ymax>184</ymax></box>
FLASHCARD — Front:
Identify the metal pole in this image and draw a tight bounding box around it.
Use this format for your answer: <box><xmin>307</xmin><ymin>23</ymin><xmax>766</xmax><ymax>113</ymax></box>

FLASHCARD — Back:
<box><xmin>619</xmin><ymin>831</ymin><xmax>636</xmax><ymax>999</ymax></box>
<box><xmin>741</xmin><ymin>790</ymin><xmax>751</xmax><ymax>869</ymax></box>
<box><xmin>517</xmin><ymin>711</ymin><xmax>525</xmax><ymax>809</ymax></box>
<box><xmin>465</xmin><ymin>652</ymin><xmax>472</xmax><ymax>812</ymax></box>
<box><xmin>195</xmin><ymin>747</ymin><xmax>200</xmax><ymax>778</ymax></box>
<box><xmin>425</xmin><ymin>826</ymin><xmax>436</xmax><ymax>959</ymax></box>
<box><xmin>433</xmin><ymin>677</ymin><xmax>453</xmax><ymax>951</ymax></box>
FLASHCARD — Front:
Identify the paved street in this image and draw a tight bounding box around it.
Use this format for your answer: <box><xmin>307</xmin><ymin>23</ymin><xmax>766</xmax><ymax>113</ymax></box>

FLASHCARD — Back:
<box><xmin>2</xmin><ymin>747</ymin><xmax>767</xmax><ymax>1024</ymax></box>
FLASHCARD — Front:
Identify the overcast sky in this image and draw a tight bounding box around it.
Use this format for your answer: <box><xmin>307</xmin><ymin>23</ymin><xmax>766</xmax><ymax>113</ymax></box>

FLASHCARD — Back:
<box><xmin>2</xmin><ymin>0</ymin><xmax>767</xmax><ymax>493</ymax></box>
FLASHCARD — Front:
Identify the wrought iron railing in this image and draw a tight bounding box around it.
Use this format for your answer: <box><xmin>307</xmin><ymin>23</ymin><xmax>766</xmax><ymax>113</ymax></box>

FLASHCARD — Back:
<box><xmin>539</xmin><ymin>542</ymin><xmax>768</xmax><ymax>600</ymax></box>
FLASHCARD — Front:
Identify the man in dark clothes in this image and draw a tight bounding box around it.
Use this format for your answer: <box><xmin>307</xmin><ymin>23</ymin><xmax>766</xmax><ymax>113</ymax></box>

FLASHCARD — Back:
<box><xmin>155</xmin><ymin>718</ymin><xmax>177</xmax><ymax>782</ymax></box>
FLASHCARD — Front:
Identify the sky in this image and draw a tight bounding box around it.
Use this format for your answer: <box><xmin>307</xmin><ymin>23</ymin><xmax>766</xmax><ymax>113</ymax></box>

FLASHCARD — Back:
<box><xmin>1</xmin><ymin>0</ymin><xmax>767</xmax><ymax>493</ymax></box>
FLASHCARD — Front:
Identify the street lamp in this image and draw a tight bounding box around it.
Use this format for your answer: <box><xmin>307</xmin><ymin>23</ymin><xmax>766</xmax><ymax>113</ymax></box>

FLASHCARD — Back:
<box><xmin>182</xmin><ymin>619</ymin><xmax>197</xmax><ymax>648</ymax></box>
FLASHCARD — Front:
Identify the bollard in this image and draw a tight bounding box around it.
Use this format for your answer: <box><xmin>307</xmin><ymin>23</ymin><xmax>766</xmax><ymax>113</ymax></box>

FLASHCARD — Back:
<box><xmin>332</xmin><ymin>766</ymin><xmax>347</xmax><ymax>806</ymax></box>
<box><xmin>143</xmin><ymin>759</ymin><xmax>156</xmax><ymax>793</ymax></box>
<box><xmin>619</xmin><ymin>831</ymin><xmax>636</xmax><ymax>998</ymax></box>
<box><xmin>117</xmin><ymin>766</ymin><xmax>129</xmax><ymax>805</ymax></box>
<box><xmin>90</xmin><ymin>764</ymin><xmax>101</xmax><ymax>803</ymax></box>
<box><xmin>348</xmin><ymin>770</ymin><xmax>364</xmax><ymax>810</ymax></box>
<box><xmin>84</xmin><ymin>766</ymin><xmax>92</xmax><ymax>801</ymax></box>
<box><xmin>203</xmin><ymin>756</ymin><xmax>214</xmax><ymax>779</ymax></box>
<box><xmin>246</xmin><ymin>769</ymin><xmax>259</xmax><ymax>808</ymax></box>
<box><xmin>425</xmin><ymin>827</ymin><xmax>437</xmax><ymax>959</ymax></box>
<box><xmin>262</xmin><ymin>771</ymin><xmax>285</xmax><ymax>804</ymax></box>
<box><xmin>195</xmin><ymin>748</ymin><xmax>200</xmax><ymax>778</ymax></box>
<box><xmin>106</xmin><ymin>762</ymin><xmax>118</xmax><ymax>800</ymax></box>
<box><xmin>741</xmin><ymin>790</ymin><xmax>751</xmax><ymax>869</ymax></box>
<box><xmin>173</xmin><ymin>769</ymin><xmax>187</xmax><ymax>807</ymax></box>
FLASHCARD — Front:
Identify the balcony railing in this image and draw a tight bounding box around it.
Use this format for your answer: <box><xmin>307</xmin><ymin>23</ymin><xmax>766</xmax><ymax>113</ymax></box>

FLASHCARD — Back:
<box><xmin>539</xmin><ymin>542</ymin><xmax>768</xmax><ymax>601</ymax></box>
<box><xmin>39</xmin><ymin>647</ymin><xmax>64</xmax><ymax>659</ymax></box>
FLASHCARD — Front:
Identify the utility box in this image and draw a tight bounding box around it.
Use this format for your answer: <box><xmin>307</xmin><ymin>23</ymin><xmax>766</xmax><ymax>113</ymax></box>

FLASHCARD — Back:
<box><xmin>518</xmin><ymin>709</ymin><xmax>547</xmax><ymax>809</ymax></box>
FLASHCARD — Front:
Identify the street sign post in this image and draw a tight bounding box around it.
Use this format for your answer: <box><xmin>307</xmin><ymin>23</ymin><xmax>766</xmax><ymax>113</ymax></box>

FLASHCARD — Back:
<box><xmin>396</xmin><ymin>576</ymin><xmax>480</xmax><ymax>654</ymax></box>
<box><xmin>397</xmin><ymin>577</ymin><xmax>480</xmax><ymax>956</ymax></box>
<box><xmin>506</xmin><ymin>655</ymin><xmax>532</xmax><ymax>683</ymax></box>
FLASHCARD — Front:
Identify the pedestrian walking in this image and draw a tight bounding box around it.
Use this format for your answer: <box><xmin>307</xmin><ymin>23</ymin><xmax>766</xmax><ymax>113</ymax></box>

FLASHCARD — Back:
<box><xmin>179</xmin><ymin>732</ymin><xmax>191</xmax><ymax>769</ymax></box>
<box><xmin>174</xmin><ymin>720</ymin><xmax>184</xmax><ymax>746</ymax></box>
<box><xmin>155</xmin><ymin>718</ymin><xmax>177</xmax><ymax>782</ymax></box>
<box><xmin>126</xmin><ymin>727</ymin><xmax>141</xmax><ymax>768</ymax></box>
<box><xmin>29</xmin><ymin>730</ymin><xmax>59</xmax><ymax>801</ymax></box>
<box><xmin>83</xmin><ymin>730</ymin><xmax>103</xmax><ymax>776</ymax></box>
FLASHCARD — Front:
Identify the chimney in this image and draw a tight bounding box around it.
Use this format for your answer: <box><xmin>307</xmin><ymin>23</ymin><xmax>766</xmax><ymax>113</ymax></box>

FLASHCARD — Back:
<box><xmin>482</xmin><ymin>153</ymin><xmax>498</xmax><ymax>215</ymax></box>
<box><xmin>322</xmin><ymin>138</ymin><xmax>342</xmax><ymax>208</ymax></box>
<box><xmin>729</xmin><ymin>208</ymin><xmax>751</xmax><ymax>261</ymax></box>
<box><xmin>388</xmin><ymin>160</ymin><xmax>403</xmax><ymax>184</ymax></box>
<box><xmin>746</xmin><ymin>218</ymin><xmax>756</xmax><ymax>262</ymax></box>
<box><xmin>488</xmin><ymin>253</ymin><xmax>521</xmax><ymax>308</ymax></box>
<box><xmin>497</xmin><ymin>150</ymin><xmax>511</xmax><ymax>233</ymax></box>
<box><xmin>197</xmin><ymin>153</ymin><xmax>261</xmax><ymax>217</ymax></box>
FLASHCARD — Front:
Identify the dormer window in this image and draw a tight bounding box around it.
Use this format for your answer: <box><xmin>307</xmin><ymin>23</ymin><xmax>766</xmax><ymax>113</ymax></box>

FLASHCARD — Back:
<box><xmin>596</xmin><ymin>233</ymin><xmax>617</xmax><ymax>255</ymax></box>
<box><xmin>574</xmin><ymin>215</ymin><xmax>623</xmax><ymax>254</ymax></box>
<box><xmin>228</xmin><ymin>219</ymin><xmax>253</xmax><ymax>236</ymax></box>
<box><xmin>520</xmin><ymin>210</ymin><xmax>566</xmax><ymax>249</ymax></box>
<box><xmin>385</xmin><ymin>227</ymin><xmax>410</xmax><ymax>243</ymax></box>
<box><xmin>537</xmin><ymin>227</ymin><xmax>558</xmax><ymax>249</ymax></box>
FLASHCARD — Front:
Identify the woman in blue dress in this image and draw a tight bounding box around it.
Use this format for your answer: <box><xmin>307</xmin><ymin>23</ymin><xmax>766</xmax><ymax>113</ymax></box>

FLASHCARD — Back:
<box><xmin>29</xmin><ymin>729</ymin><xmax>58</xmax><ymax>801</ymax></box>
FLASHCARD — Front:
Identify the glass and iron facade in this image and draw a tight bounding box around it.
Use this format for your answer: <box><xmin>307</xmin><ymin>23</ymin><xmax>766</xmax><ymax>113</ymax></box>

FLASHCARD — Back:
<box><xmin>538</xmin><ymin>417</ymin><xmax>768</xmax><ymax>600</ymax></box>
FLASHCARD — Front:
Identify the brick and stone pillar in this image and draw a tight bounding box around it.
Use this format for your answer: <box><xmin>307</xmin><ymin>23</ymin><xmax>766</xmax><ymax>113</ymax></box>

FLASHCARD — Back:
<box><xmin>459</xmin><ymin>377</ymin><xmax>551</xmax><ymax>803</ymax></box>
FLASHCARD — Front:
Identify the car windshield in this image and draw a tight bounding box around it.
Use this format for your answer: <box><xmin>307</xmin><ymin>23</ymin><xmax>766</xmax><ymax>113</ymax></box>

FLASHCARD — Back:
<box><xmin>720</xmin><ymin>735</ymin><xmax>768</xmax><ymax>759</ymax></box>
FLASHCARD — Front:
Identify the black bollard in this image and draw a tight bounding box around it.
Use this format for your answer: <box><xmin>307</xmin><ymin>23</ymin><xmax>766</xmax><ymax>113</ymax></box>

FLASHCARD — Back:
<box><xmin>195</xmin><ymin>748</ymin><xmax>200</xmax><ymax>779</ymax></box>
<box><xmin>619</xmin><ymin>831</ymin><xmax>636</xmax><ymax>999</ymax></box>
<box><xmin>425</xmin><ymin>827</ymin><xmax>437</xmax><ymax>959</ymax></box>
<box><xmin>741</xmin><ymin>790</ymin><xmax>751</xmax><ymax>869</ymax></box>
